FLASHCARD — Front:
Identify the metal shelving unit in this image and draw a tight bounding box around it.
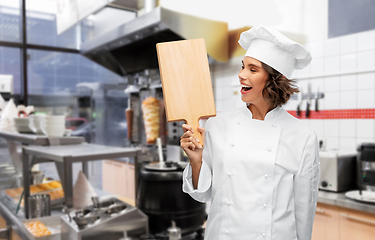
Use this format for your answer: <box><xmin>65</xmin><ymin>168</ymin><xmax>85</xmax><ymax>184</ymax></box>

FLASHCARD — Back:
<box><xmin>22</xmin><ymin>144</ymin><xmax>141</xmax><ymax>218</ymax></box>
<box><xmin>0</xmin><ymin>131</ymin><xmax>85</xmax><ymax>146</ymax></box>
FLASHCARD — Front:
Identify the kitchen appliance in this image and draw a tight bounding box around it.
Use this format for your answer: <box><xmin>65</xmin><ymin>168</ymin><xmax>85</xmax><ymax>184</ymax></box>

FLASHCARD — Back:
<box><xmin>137</xmin><ymin>162</ymin><xmax>206</xmax><ymax>236</ymax></box>
<box><xmin>61</xmin><ymin>197</ymin><xmax>148</xmax><ymax>240</ymax></box>
<box><xmin>319</xmin><ymin>151</ymin><xmax>356</xmax><ymax>192</ymax></box>
<box><xmin>357</xmin><ymin>143</ymin><xmax>375</xmax><ymax>191</ymax></box>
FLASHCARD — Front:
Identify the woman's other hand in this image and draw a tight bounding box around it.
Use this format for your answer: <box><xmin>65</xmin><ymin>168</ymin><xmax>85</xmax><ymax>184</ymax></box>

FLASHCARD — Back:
<box><xmin>180</xmin><ymin>124</ymin><xmax>205</xmax><ymax>163</ymax></box>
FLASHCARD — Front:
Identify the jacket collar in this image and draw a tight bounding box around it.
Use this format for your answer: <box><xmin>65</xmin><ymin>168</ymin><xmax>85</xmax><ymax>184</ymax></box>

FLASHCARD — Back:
<box><xmin>242</xmin><ymin>104</ymin><xmax>282</xmax><ymax>121</ymax></box>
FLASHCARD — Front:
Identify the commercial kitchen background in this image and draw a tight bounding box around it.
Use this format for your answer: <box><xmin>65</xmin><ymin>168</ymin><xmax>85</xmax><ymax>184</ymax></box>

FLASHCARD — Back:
<box><xmin>0</xmin><ymin>0</ymin><xmax>374</xmax><ymax>235</ymax></box>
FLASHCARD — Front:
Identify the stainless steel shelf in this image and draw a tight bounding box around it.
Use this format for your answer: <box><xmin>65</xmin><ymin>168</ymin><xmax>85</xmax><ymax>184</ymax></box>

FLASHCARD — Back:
<box><xmin>318</xmin><ymin>190</ymin><xmax>375</xmax><ymax>214</ymax></box>
<box><xmin>22</xmin><ymin>144</ymin><xmax>141</xmax><ymax>218</ymax></box>
<box><xmin>23</xmin><ymin>144</ymin><xmax>140</xmax><ymax>162</ymax></box>
<box><xmin>0</xmin><ymin>131</ymin><xmax>85</xmax><ymax>146</ymax></box>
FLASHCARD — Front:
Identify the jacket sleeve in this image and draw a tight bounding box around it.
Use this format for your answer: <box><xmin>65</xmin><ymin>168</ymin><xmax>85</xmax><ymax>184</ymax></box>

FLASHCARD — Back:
<box><xmin>293</xmin><ymin>133</ymin><xmax>320</xmax><ymax>240</ymax></box>
<box><xmin>182</xmin><ymin>122</ymin><xmax>213</xmax><ymax>203</ymax></box>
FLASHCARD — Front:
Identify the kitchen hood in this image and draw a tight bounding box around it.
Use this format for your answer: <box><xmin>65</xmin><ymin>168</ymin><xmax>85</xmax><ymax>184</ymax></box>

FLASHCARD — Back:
<box><xmin>80</xmin><ymin>6</ymin><xmax>228</xmax><ymax>76</ymax></box>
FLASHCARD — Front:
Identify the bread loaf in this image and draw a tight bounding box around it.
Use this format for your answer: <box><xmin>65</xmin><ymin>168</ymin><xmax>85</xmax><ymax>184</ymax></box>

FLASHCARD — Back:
<box><xmin>142</xmin><ymin>97</ymin><xmax>160</xmax><ymax>144</ymax></box>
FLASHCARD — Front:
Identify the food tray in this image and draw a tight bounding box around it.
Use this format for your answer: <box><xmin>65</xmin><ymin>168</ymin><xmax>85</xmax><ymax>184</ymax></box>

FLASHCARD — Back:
<box><xmin>23</xmin><ymin>215</ymin><xmax>62</xmax><ymax>240</ymax></box>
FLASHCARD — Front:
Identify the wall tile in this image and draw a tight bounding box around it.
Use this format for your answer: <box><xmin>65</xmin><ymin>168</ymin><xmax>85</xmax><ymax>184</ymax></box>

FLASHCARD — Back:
<box><xmin>340</xmin><ymin>90</ymin><xmax>356</xmax><ymax>109</ymax></box>
<box><xmin>357</xmin><ymin>72</ymin><xmax>375</xmax><ymax>89</ymax></box>
<box><xmin>324</xmin><ymin>56</ymin><xmax>340</xmax><ymax>75</ymax></box>
<box><xmin>215</xmin><ymin>86</ymin><xmax>232</xmax><ymax>101</ymax></box>
<box><xmin>357</xmin><ymin>50</ymin><xmax>375</xmax><ymax>71</ymax></box>
<box><xmin>310</xmin><ymin>119</ymin><xmax>324</xmax><ymax>136</ymax></box>
<box><xmin>324</xmin><ymin>37</ymin><xmax>340</xmax><ymax>57</ymax></box>
<box><xmin>324</xmin><ymin>76</ymin><xmax>340</xmax><ymax>92</ymax></box>
<box><xmin>340</xmin><ymin>53</ymin><xmax>357</xmax><ymax>73</ymax></box>
<box><xmin>340</xmin><ymin>34</ymin><xmax>357</xmax><ymax>54</ymax></box>
<box><xmin>310</xmin><ymin>41</ymin><xmax>325</xmax><ymax>58</ymax></box>
<box><xmin>297</xmin><ymin>63</ymin><xmax>311</xmax><ymax>78</ymax></box>
<box><xmin>310</xmin><ymin>57</ymin><xmax>324</xmax><ymax>76</ymax></box>
<box><xmin>339</xmin><ymin>74</ymin><xmax>356</xmax><ymax>91</ymax></box>
<box><xmin>325</xmin><ymin>91</ymin><xmax>340</xmax><ymax>109</ymax></box>
<box><xmin>357</xmin><ymin>89</ymin><xmax>375</xmax><ymax>109</ymax></box>
<box><xmin>357</xmin><ymin>30</ymin><xmax>375</xmax><ymax>52</ymax></box>
<box><xmin>326</xmin><ymin>137</ymin><xmax>340</xmax><ymax>150</ymax></box>
<box><xmin>339</xmin><ymin>137</ymin><xmax>357</xmax><ymax>152</ymax></box>
<box><xmin>284</xmin><ymin>98</ymin><xmax>299</xmax><ymax>111</ymax></box>
<box><xmin>340</xmin><ymin>119</ymin><xmax>356</xmax><ymax>138</ymax></box>
<box><xmin>356</xmin><ymin>119</ymin><xmax>374</xmax><ymax>138</ymax></box>
<box><xmin>324</xmin><ymin>119</ymin><xmax>340</xmax><ymax>137</ymax></box>
<box><xmin>215</xmin><ymin>99</ymin><xmax>225</xmax><ymax>112</ymax></box>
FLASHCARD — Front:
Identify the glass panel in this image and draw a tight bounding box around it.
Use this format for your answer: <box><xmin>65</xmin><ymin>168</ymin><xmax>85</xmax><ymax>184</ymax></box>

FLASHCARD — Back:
<box><xmin>28</xmin><ymin>49</ymin><xmax>128</xmax><ymax>189</ymax></box>
<box><xmin>26</xmin><ymin>0</ymin><xmax>79</xmax><ymax>49</ymax></box>
<box><xmin>0</xmin><ymin>1</ymin><xmax>21</xmax><ymax>42</ymax></box>
<box><xmin>0</xmin><ymin>46</ymin><xmax>21</xmax><ymax>94</ymax></box>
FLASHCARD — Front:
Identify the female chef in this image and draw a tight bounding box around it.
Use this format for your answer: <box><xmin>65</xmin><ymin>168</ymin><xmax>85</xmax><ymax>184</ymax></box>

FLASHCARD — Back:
<box><xmin>181</xmin><ymin>25</ymin><xmax>320</xmax><ymax>240</ymax></box>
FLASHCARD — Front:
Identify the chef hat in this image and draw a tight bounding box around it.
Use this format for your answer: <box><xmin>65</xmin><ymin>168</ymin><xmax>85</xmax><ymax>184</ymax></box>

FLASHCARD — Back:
<box><xmin>238</xmin><ymin>25</ymin><xmax>312</xmax><ymax>79</ymax></box>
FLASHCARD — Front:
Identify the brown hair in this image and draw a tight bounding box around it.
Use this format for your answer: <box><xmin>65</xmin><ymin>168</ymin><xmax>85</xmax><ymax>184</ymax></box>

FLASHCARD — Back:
<box><xmin>261</xmin><ymin>62</ymin><xmax>299</xmax><ymax>107</ymax></box>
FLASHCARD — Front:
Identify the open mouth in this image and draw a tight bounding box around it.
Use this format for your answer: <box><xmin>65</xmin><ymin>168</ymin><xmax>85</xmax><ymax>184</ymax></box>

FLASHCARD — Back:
<box><xmin>241</xmin><ymin>84</ymin><xmax>252</xmax><ymax>93</ymax></box>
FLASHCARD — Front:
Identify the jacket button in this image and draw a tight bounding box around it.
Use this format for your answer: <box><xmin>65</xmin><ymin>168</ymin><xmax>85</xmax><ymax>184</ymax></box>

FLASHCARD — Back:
<box><xmin>262</xmin><ymin>233</ymin><xmax>266</xmax><ymax>237</ymax></box>
<box><xmin>262</xmin><ymin>203</ymin><xmax>267</xmax><ymax>208</ymax></box>
<box><xmin>228</xmin><ymin>171</ymin><xmax>232</xmax><ymax>176</ymax></box>
<box><xmin>226</xmin><ymin>229</ymin><xmax>229</xmax><ymax>234</ymax></box>
<box><xmin>231</xmin><ymin>144</ymin><xmax>235</xmax><ymax>147</ymax></box>
<box><xmin>237</xmin><ymin>121</ymin><xmax>240</xmax><ymax>125</ymax></box>
<box><xmin>264</xmin><ymin>174</ymin><xmax>268</xmax><ymax>178</ymax></box>
<box><xmin>266</xmin><ymin>147</ymin><xmax>272</xmax><ymax>152</ymax></box>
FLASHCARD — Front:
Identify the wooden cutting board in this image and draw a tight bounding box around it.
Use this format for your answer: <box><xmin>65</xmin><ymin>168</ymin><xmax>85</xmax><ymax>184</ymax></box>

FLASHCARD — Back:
<box><xmin>156</xmin><ymin>39</ymin><xmax>216</xmax><ymax>145</ymax></box>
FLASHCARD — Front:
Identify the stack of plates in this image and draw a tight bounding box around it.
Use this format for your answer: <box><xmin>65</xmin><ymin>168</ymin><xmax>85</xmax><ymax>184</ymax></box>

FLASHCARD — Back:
<box><xmin>13</xmin><ymin>117</ymin><xmax>32</xmax><ymax>133</ymax></box>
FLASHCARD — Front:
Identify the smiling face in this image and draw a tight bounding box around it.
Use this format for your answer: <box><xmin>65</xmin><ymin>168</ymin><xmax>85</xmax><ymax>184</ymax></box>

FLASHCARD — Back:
<box><xmin>238</xmin><ymin>57</ymin><xmax>270</xmax><ymax>106</ymax></box>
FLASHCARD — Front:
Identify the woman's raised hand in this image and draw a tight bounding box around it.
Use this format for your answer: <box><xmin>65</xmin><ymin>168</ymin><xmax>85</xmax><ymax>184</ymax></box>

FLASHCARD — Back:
<box><xmin>180</xmin><ymin>124</ymin><xmax>205</xmax><ymax>163</ymax></box>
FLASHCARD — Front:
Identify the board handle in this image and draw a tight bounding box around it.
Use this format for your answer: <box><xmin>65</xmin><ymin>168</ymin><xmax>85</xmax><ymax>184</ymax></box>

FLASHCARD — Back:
<box><xmin>186</xmin><ymin>118</ymin><xmax>204</xmax><ymax>147</ymax></box>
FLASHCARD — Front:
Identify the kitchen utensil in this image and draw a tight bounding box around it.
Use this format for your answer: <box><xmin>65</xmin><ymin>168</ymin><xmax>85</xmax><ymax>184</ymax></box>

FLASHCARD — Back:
<box><xmin>156</xmin><ymin>39</ymin><xmax>216</xmax><ymax>145</ymax></box>
<box><xmin>315</xmin><ymin>86</ymin><xmax>319</xmax><ymax>112</ymax></box>
<box><xmin>92</xmin><ymin>196</ymin><xmax>100</xmax><ymax>208</ymax></box>
<box><xmin>125</xmin><ymin>108</ymin><xmax>133</xmax><ymax>141</ymax></box>
<box><xmin>296</xmin><ymin>87</ymin><xmax>302</xmax><ymax>117</ymax></box>
<box><xmin>28</xmin><ymin>194</ymin><xmax>51</xmax><ymax>218</ymax></box>
<box><xmin>157</xmin><ymin>137</ymin><xmax>163</xmax><ymax>162</ymax></box>
<box><xmin>306</xmin><ymin>83</ymin><xmax>311</xmax><ymax>118</ymax></box>
<box><xmin>30</xmin><ymin>171</ymin><xmax>44</xmax><ymax>185</ymax></box>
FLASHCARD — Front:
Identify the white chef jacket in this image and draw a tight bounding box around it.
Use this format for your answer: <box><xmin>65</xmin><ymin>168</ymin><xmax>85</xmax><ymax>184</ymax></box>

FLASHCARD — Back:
<box><xmin>183</xmin><ymin>105</ymin><xmax>320</xmax><ymax>240</ymax></box>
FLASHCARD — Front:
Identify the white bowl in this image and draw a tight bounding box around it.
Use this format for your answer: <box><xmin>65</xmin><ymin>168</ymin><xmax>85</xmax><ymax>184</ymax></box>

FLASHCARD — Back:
<box><xmin>29</xmin><ymin>115</ymin><xmax>44</xmax><ymax>134</ymax></box>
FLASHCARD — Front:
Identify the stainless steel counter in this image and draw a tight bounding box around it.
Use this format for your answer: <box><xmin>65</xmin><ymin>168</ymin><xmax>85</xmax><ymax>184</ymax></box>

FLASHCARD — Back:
<box><xmin>0</xmin><ymin>188</ymin><xmax>118</xmax><ymax>240</ymax></box>
<box><xmin>318</xmin><ymin>190</ymin><xmax>375</xmax><ymax>214</ymax></box>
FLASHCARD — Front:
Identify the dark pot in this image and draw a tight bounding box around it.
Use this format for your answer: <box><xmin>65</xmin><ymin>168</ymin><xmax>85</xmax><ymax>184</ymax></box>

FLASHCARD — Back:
<box><xmin>137</xmin><ymin>162</ymin><xmax>206</xmax><ymax>235</ymax></box>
